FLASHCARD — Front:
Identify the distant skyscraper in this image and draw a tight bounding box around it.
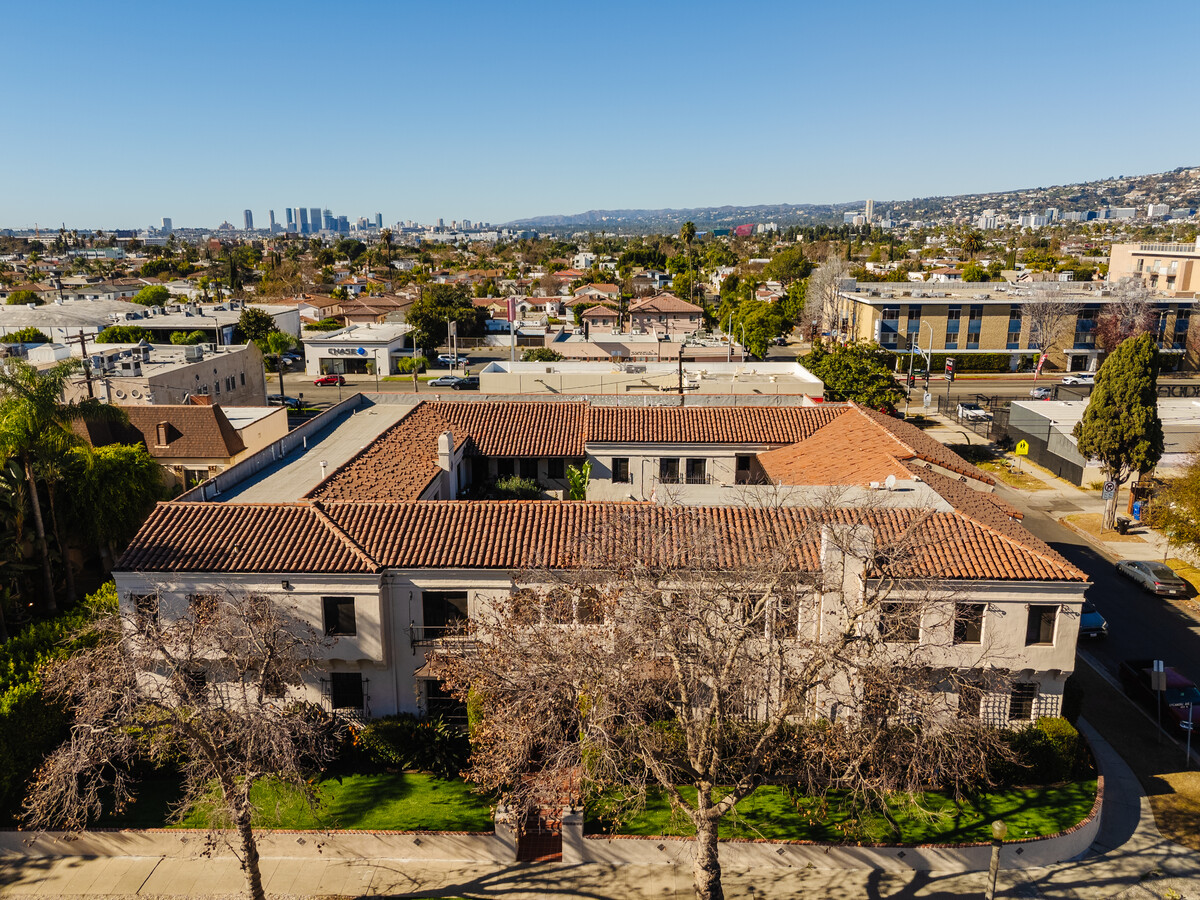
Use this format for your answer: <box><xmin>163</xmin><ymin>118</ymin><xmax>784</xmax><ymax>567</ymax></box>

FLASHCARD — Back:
<box><xmin>298</xmin><ymin>208</ymin><xmax>310</xmax><ymax>234</ymax></box>
<box><xmin>336</xmin><ymin>215</ymin><xmax>349</xmax><ymax>234</ymax></box>
<box><xmin>161</xmin><ymin>217</ymin><xmax>173</xmax><ymax>234</ymax></box>
<box><xmin>864</xmin><ymin>199</ymin><xmax>874</xmax><ymax>223</ymax></box>
<box><xmin>375</xmin><ymin>213</ymin><xmax>382</xmax><ymax>228</ymax></box>
<box><xmin>437</xmin><ymin>217</ymin><xmax>444</xmax><ymax>229</ymax></box>
<box><xmin>269</xmin><ymin>210</ymin><xmax>276</xmax><ymax>229</ymax></box>
<box><xmin>323</xmin><ymin>209</ymin><xmax>335</xmax><ymax>231</ymax></box>
<box><xmin>309</xmin><ymin>208</ymin><xmax>321</xmax><ymax>235</ymax></box>
<box><xmin>243</xmin><ymin>210</ymin><xmax>254</xmax><ymax>230</ymax></box>
<box><xmin>285</xmin><ymin>208</ymin><xmax>294</xmax><ymax>227</ymax></box>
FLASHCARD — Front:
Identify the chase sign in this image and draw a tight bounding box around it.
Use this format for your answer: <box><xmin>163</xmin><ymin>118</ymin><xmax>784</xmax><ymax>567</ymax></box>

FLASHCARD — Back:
<box><xmin>328</xmin><ymin>347</ymin><xmax>368</xmax><ymax>356</ymax></box>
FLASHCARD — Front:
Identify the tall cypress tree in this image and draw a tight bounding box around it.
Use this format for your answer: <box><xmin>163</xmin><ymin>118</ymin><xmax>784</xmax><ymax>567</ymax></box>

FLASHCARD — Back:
<box><xmin>1074</xmin><ymin>334</ymin><xmax>1164</xmax><ymax>529</ymax></box>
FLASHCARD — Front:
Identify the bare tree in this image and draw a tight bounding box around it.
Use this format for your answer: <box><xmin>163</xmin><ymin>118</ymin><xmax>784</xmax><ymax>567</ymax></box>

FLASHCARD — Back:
<box><xmin>24</xmin><ymin>590</ymin><xmax>341</xmax><ymax>900</ymax></box>
<box><xmin>1095</xmin><ymin>277</ymin><xmax>1156</xmax><ymax>353</ymax></box>
<box><xmin>438</xmin><ymin>507</ymin><xmax>1009</xmax><ymax>900</ymax></box>
<box><xmin>805</xmin><ymin>255</ymin><xmax>850</xmax><ymax>341</ymax></box>
<box><xmin>1022</xmin><ymin>286</ymin><xmax>1082</xmax><ymax>373</ymax></box>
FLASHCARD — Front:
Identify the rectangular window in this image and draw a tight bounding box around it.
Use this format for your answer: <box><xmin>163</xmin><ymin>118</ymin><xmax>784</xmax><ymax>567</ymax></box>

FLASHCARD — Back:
<box><xmin>131</xmin><ymin>592</ymin><xmax>158</xmax><ymax>625</ymax></box>
<box><xmin>906</xmin><ymin>305</ymin><xmax>922</xmax><ymax>332</ymax></box>
<box><xmin>944</xmin><ymin>330</ymin><xmax>958</xmax><ymax>350</ymax></box>
<box><xmin>547</xmin><ymin>458</ymin><xmax>565</xmax><ymax>480</ymax></box>
<box><xmin>967</xmin><ymin>305</ymin><xmax>983</xmax><ymax>330</ymax></box>
<box><xmin>881</xmin><ymin>306</ymin><xmax>900</xmax><ymax>322</ymax></box>
<box><xmin>879</xmin><ymin>602</ymin><xmax>920</xmax><ymax>643</ymax></box>
<box><xmin>1025</xmin><ymin>604</ymin><xmax>1057</xmax><ymax>646</ymax></box>
<box><xmin>612</xmin><ymin>457</ymin><xmax>630</xmax><ymax>483</ymax></box>
<box><xmin>422</xmin><ymin>591</ymin><xmax>469</xmax><ymax>631</ymax></box>
<box><xmin>946</xmin><ymin>306</ymin><xmax>961</xmax><ymax>326</ymax></box>
<box><xmin>322</xmin><ymin>596</ymin><xmax>357</xmax><ymax>636</ymax></box>
<box><xmin>329</xmin><ymin>672</ymin><xmax>365</xmax><ymax>710</ymax></box>
<box><xmin>1007</xmin><ymin>329</ymin><xmax>1021</xmax><ymax>348</ymax></box>
<box><xmin>958</xmin><ymin>682</ymin><xmax>982</xmax><ymax>719</ymax></box>
<box><xmin>659</xmin><ymin>458</ymin><xmax>680</xmax><ymax>484</ymax></box>
<box><xmin>182</xmin><ymin>667</ymin><xmax>207</xmax><ymax>696</ymax></box>
<box><xmin>240</xmin><ymin>372</ymin><xmax>246</xmax><ymax>386</ymax></box>
<box><xmin>685</xmin><ymin>458</ymin><xmax>707</xmax><ymax>484</ymax></box>
<box><xmin>496</xmin><ymin>458</ymin><xmax>515</xmax><ymax>478</ymax></box>
<box><xmin>966</xmin><ymin>334</ymin><xmax>980</xmax><ymax>350</ymax></box>
<box><xmin>519</xmin><ymin>458</ymin><xmax>539</xmax><ymax>481</ymax></box>
<box><xmin>188</xmin><ymin>592</ymin><xmax>220</xmax><ymax>623</ymax></box>
<box><xmin>1009</xmin><ymin>683</ymin><xmax>1037</xmax><ymax>721</ymax></box>
<box><xmin>953</xmin><ymin>603</ymin><xmax>985</xmax><ymax>644</ymax></box>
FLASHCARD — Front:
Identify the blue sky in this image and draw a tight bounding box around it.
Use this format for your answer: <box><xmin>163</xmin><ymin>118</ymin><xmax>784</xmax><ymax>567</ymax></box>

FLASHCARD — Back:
<box><xmin>2</xmin><ymin>0</ymin><xmax>1196</xmax><ymax>229</ymax></box>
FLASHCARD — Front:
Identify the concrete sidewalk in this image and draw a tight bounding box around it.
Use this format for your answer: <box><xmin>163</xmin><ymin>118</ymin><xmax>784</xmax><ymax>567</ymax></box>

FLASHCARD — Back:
<box><xmin>3</xmin><ymin>721</ymin><xmax>1199</xmax><ymax>899</ymax></box>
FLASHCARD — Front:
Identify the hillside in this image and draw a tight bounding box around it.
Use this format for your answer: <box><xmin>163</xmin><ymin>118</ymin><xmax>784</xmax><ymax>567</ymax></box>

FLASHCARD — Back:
<box><xmin>505</xmin><ymin>166</ymin><xmax>1200</xmax><ymax>233</ymax></box>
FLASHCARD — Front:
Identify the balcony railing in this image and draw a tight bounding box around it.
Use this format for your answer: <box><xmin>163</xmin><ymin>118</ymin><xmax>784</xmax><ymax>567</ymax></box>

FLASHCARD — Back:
<box><xmin>1138</xmin><ymin>243</ymin><xmax>1200</xmax><ymax>254</ymax></box>
<box><xmin>410</xmin><ymin>623</ymin><xmax>472</xmax><ymax>646</ymax></box>
<box><xmin>654</xmin><ymin>473</ymin><xmax>715</xmax><ymax>486</ymax></box>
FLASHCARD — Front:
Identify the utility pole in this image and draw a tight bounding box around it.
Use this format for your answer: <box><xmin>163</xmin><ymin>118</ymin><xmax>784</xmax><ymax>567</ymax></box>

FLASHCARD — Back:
<box><xmin>678</xmin><ymin>348</ymin><xmax>684</xmax><ymax>395</ymax></box>
<box><xmin>65</xmin><ymin>329</ymin><xmax>96</xmax><ymax>399</ymax></box>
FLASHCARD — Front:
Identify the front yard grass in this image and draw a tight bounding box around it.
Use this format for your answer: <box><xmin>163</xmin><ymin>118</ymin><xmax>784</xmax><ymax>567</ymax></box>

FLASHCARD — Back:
<box><xmin>100</xmin><ymin>773</ymin><xmax>494</xmax><ymax>832</ymax></box>
<box><xmin>588</xmin><ymin>781</ymin><xmax>1095</xmax><ymax>844</ymax></box>
<box><xmin>1063</xmin><ymin>513</ymin><xmax>1149</xmax><ymax>544</ymax></box>
<box><xmin>945</xmin><ymin>444</ymin><xmax>1048</xmax><ymax>491</ymax></box>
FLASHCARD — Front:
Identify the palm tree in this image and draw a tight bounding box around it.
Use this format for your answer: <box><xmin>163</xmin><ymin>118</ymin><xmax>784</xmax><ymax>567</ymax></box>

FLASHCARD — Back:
<box><xmin>680</xmin><ymin>221</ymin><xmax>697</xmax><ymax>306</ymax></box>
<box><xmin>0</xmin><ymin>359</ymin><xmax>125</xmax><ymax>615</ymax></box>
<box><xmin>265</xmin><ymin>331</ymin><xmax>297</xmax><ymax>398</ymax></box>
<box><xmin>380</xmin><ymin>228</ymin><xmax>393</xmax><ymax>269</ymax></box>
<box><xmin>962</xmin><ymin>231</ymin><xmax>985</xmax><ymax>259</ymax></box>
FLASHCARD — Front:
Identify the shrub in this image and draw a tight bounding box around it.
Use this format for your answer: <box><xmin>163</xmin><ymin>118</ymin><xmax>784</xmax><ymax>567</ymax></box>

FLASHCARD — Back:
<box><xmin>355</xmin><ymin>714</ymin><xmax>470</xmax><ymax>780</ymax></box>
<box><xmin>307</xmin><ymin>317</ymin><xmax>345</xmax><ymax>332</ymax></box>
<box><xmin>493</xmin><ymin>475</ymin><xmax>541</xmax><ymax>500</ymax></box>
<box><xmin>5</xmin><ymin>290</ymin><xmax>43</xmax><ymax>306</ymax></box>
<box><xmin>992</xmin><ymin>717</ymin><xmax>1092</xmax><ymax>786</ymax></box>
<box><xmin>4</xmin><ymin>327</ymin><xmax>49</xmax><ymax>344</ymax></box>
<box><xmin>395</xmin><ymin>355</ymin><xmax>428</xmax><ymax>374</ymax></box>
<box><xmin>1060</xmin><ymin>675</ymin><xmax>1083</xmax><ymax>726</ymax></box>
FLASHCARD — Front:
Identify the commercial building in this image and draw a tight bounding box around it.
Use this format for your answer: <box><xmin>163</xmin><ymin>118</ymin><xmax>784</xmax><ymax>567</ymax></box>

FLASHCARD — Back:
<box><xmin>1108</xmin><ymin>239</ymin><xmax>1200</xmax><ymax>297</ymax></box>
<box><xmin>29</xmin><ymin>340</ymin><xmax>268</xmax><ymax>406</ymax></box>
<box><xmin>840</xmin><ymin>281</ymin><xmax>1200</xmax><ymax>373</ymax></box>
<box><xmin>243</xmin><ymin>210</ymin><xmax>254</xmax><ymax>230</ymax></box>
<box><xmin>114</xmin><ymin>395</ymin><xmax>1088</xmax><ymax>727</ymax></box>
<box><xmin>302</xmin><ymin>322</ymin><xmax>415</xmax><ymax>376</ymax></box>
<box><xmin>478</xmin><ymin>360</ymin><xmax>823</xmax><ymax>398</ymax></box>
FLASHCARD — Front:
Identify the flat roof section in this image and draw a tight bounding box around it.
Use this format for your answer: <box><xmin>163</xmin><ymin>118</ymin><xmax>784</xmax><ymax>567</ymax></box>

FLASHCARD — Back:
<box><xmin>217</xmin><ymin>398</ymin><xmax>416</xmax><ymax>503</ymax></box>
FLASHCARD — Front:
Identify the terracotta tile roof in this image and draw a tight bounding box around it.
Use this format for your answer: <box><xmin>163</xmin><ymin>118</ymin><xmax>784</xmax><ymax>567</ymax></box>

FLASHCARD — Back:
<box><xmin>116</xmin><ymin>502</ymin><xmax>376</xmax><ymax>573</ymax></box>
<box><xmin>431</xmin><ymin>401</ymin><xmax>588</xmax><ymax>458</ymax></box>
<box><xmin>757</xmin><ymin>407</ymin><xmax>915</xmax><ymax>485</ymax></box>
<box><xmin>854</xmin><ymin>405</ymin><xmax>995</xmax><ymax>485</ymax></box>
<box><xmin>306</xmin><ymin>404</ymin><xmax>466</xmax><ymax>503</ymax></box>
<box><xmin>581</xmin><ymin>305</ymin><xmax>617</xmax><ymax>318</ymax></box>
<box><xmin>585</xmin><ymin>405</ymin><xmax>842</xmax><ymax>444</ymax></box>
<box><xmin>118</xmin><ymin>500</ymin><xmax>1087</xmax><ymax>583</ymax></box>
<box><xmin>629</xmin><ymin>293</ymin><xmax>703</xmax><ymax>314</ymax></box>
<box><xmin>120</xmin><ymin>405</ymin><xmax>246</xmax><ymax>460</ymax></box>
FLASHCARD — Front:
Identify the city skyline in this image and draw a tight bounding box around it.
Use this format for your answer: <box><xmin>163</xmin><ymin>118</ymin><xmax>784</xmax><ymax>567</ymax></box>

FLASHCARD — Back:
<box><xmin>1</xmin><ymin>0</ymin><xmax>1194</xmax><ymax>228</ymax></box>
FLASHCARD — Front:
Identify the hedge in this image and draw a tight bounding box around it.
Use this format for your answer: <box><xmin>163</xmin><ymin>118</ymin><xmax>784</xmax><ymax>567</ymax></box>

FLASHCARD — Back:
<box><xmin>887</xmin><ymin>351</ymin><xmax>1013</xmax><ymax>374</ymax></box>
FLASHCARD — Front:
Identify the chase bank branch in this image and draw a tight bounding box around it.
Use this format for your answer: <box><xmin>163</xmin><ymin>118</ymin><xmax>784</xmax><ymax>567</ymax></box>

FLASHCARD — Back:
<box><xmin>302</xmin><ymin>323</ymin><xmax>415</xmax><ymax>377</ymax></box>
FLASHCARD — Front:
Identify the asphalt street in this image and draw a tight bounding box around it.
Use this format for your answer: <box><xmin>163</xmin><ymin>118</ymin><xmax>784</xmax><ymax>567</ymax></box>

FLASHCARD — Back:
<box><xmin>998</xmin><ymin>485</ymin><xmax>1200</xmax><ymax>688</ymax></box>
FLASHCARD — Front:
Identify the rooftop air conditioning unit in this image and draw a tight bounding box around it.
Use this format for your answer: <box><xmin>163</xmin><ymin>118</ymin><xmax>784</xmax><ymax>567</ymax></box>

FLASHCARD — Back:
<box><xmin>184</xmin><ymin>345</ymin><xmax>204</xmax><ymax>362</ymax></box>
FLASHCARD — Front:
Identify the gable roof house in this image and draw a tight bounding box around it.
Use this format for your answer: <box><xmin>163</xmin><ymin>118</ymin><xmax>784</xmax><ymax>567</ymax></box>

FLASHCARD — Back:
<box><xmin>114</xmin><ymin>395</ymin><xmax>1088</xmax><ymax>726</ymax></box>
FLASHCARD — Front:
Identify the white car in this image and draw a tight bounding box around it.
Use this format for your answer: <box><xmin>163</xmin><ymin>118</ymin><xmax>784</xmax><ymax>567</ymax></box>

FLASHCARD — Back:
<box><xmin>1061</xmin><ymin>373</ymin><xmax>1095</xmax><ymax>385</ymax></box>
<box><xmin>956</xmin><ymin>402</ymin><xmax>993</xmax><ymax>421</ymax></box>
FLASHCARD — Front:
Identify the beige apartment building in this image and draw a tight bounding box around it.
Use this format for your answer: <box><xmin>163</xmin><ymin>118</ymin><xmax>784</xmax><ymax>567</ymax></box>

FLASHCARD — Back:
<box><xmin>114</xmin><ymin>396</ymin><xmax>1088</xmax><ymax>728</ymax></box>
<box><xmin>842</xmin><ymin>282</ymin><xmax>1200</xmax><ymax>372</ymax></box>
<box><xmin>1109</xmin><ymin>239</ymin><xmax>1200</xmax><ymax>296</ymax></box>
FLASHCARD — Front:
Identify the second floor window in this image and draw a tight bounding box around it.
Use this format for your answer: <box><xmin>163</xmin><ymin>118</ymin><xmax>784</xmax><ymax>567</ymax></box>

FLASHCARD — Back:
<box><xmin>953</xmin><ymin>603</ymin><xmax>984</xmax><ymax>644</ymax></box>
<box><xmin>612</xmin><ymin>458</ymin><xmax>630</xmax><ymax>483</ymax></box>
<box><xmin>879</xmin><ymin>602</ymin><xmax>920</xmax><ymax>643</ymax></box>
<box><xmin>323</xmin><ymin>596</ymin><xmax>357</xmax><ymax>636</ymax></box>
<box><xmin>660</xmin><ymin>458</ymin><xmax>680</xmax><ymax>484</ymax></box>
<box><xmin>686</xmin><ymin>458</ymin><xmax>707</xmax><ymax>484</ymax></box>
<box><xmin>1025</xmin><ymin>605</ymin><xmax>1057</xmax><ymax>646</ymax></box>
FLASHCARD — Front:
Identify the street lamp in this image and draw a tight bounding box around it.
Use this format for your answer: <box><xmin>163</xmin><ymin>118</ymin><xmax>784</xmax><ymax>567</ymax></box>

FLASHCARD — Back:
<box><xmin>903</xmin><ymin>321</ymin><xmax>934</xmax><ymax>419</ymax></box>
<box><xmin>985</xmin><ymin>819</ymin><xmax>1006</xmax><ymax>900</ymax></box>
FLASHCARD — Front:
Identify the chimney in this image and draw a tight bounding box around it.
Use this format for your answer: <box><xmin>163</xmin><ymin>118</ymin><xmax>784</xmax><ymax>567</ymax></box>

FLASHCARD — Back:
<box><xmin>437</xmin><ymin>430</ymin><xmax>457</xmax><ymax>500</ymax></box>
<box><xmin>816</xmin><ymin>524</ymin><xmax>874</xmax><ymax>642</ymax></box>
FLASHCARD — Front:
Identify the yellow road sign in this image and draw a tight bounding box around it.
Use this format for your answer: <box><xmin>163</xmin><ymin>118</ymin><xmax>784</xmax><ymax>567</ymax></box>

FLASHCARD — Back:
<box><xmin>1015</xmin><ymin>440</ymin><xmax>1030</xmax><ymax>456</ymax></box>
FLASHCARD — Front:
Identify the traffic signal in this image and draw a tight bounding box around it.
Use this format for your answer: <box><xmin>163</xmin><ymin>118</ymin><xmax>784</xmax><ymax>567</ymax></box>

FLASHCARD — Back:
<box><xmin>945</xmin><ymin>358</ymin><xmax>955</xmax><ymax>382</ymax></box>
<box><xmin>907</xmin><ymin>372</ymin><xmax>916</xmax><ymax>387</ymax></box>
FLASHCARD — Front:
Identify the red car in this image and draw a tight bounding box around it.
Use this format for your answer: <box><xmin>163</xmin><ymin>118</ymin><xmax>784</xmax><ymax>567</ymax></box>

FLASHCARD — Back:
<box><xmin>314</xmin><ymin>375</ymin><xmax>346</xmax><ymax>386</ymax></box>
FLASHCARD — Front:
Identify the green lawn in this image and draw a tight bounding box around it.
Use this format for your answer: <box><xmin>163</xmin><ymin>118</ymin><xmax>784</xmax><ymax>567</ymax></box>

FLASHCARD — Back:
<box><xmin>589</xmin><ymin>782</ymin><xmax>1096</xmax><ymax>844</ymax></box>
<box><xmin>100</xmin><ymin>773</ymin><xmax>494</xmax><ymax>832</ymax></box>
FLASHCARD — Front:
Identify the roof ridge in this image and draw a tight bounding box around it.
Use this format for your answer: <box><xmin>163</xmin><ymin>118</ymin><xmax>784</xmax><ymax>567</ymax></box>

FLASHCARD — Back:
<box><xmin>308</xmin><ymin>502</ymin><xmax>381</xmax><ymax>572</ymax></box>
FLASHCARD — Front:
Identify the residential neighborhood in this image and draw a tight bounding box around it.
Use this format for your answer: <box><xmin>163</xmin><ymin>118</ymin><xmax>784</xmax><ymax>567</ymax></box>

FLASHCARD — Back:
<box><xmin>4</xmin><ymin>3</ymin><xmax>1200</xmax><ymax>898</ymax></box>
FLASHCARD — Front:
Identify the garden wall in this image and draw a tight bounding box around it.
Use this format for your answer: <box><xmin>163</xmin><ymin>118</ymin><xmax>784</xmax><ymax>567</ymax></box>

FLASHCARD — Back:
<box><xmin>564</xmin><ymin>776</ymin><xmax>1103</xmax><ymax>873</ymax></box>
<box><xmin>0</xmin><ymin>824</ymin><xmax>515</xmax><ymax>864</ymax></box>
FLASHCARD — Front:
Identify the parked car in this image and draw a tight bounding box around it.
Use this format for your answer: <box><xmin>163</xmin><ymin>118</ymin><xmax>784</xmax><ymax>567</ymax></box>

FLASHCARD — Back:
<box><xmin>429</xmin><ymin>375</ymin><xmax>462</xmax><ymax>387</ymax></box>
<box><xmin>267</xmin><ymin>394</ymin><xmax>302</xmax><ymax>410</ymax></box>
<box><xmin>1078</xmin><ymin>600</ymin><xmax>1108</xmax><ymax>638</ymax></box>
<box><xmin>451</xmin><ymin>375</ymin><xmax>480</xmax><ymax>391</ymax></box>
<box><xmin>313</xmin><ymin>374</ymin><xmax>345</xmax><ymax>386</ymax></box>
<box><xmin>436</xmin><ymin>354</ymin><xmax>468</xmax><ymax>367</ymax></box>
<box><xmin>1029</xmin><ymin>386</ymin><xmax>1054</xmax><ymax>400</ymax></box>
<box><xmin>1115</xmin><ymin>559</ymin><xmax>1189</xmax><ymax>597</ymax></box>
<box><xmin>956</xmin><ymin>402</ymin><xmax>993</xmax><ymax>421</ymax></box>
<box><xmin>1061</xmin><ymin>373</ymin><xmax>1095</xmax><ymax>385</ymax></box>
<box><xmin>1118</xmin><ymin>659</ymin><xmax>1200</xmax><ymax>729</ymax></box>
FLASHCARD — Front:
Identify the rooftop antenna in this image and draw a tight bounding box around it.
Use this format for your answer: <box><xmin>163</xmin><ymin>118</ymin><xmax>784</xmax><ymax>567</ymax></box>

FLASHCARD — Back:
<box><xmin>884</xmin><ymin>474</ymin><xmax>897</xmax><ymax>491</ymax></box>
